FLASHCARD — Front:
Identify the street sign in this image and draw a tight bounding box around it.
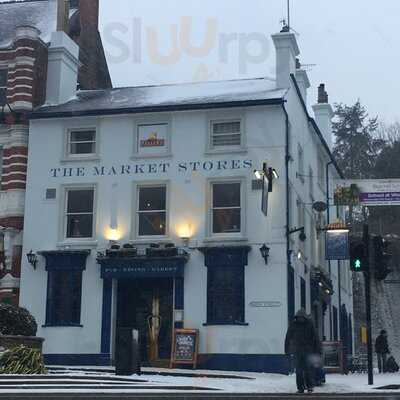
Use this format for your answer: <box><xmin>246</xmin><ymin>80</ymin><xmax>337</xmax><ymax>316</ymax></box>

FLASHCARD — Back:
<box><xmin>336</xmin><ymin>179</ymin><xmax>400</xmax><ymax>206</ymax></box>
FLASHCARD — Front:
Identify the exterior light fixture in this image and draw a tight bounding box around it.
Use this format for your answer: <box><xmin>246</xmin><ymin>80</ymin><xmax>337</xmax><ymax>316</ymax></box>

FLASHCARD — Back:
<box><xmin>259</xmin><ymin>244</ymin><xmax>270</xmax><ymax>265</ymax></box>
<box><xmin>254</xmin><ymin>169</ymin><xmax>263</xmax><ymax>180</ymax></box>
<box><xmin>297</xmin><ymin>250</ymin><xmax>302</xmax><ymax>260</ymax></box>
<box><xmin>288</xmin><ymin>226</ymin><xmax>307</xmax><ymax>242</ymax></box>
<box><xmin>26</xmin><ymin>250</ymin><xmax>38</xmax><ymax>269</ymax></box>
<box><xmin>272</xmin><ymin>169</ymin><xmax>279</xmax><ymax>180</ymax></box>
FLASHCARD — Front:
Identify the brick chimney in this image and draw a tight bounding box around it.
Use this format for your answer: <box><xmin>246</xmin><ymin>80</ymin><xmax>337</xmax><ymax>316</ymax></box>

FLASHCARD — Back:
<box><xmin>57</xmin><ymin>0</ymin><xmax>70</xmax><ymax>33</ymax></box>
<box><xmin>78</xmin><ymin>0</ymin><xmax>99</xmax><ymax>29</ymax></box>
<box><xmin>272</xmin><ymin>31</ymin><xmax>300</xmax><ymax>89</ymax></box>
<box><xmin>312</xmin><ymin>83</ymin><xmax>334</xmax><ymax>149</ymax></box>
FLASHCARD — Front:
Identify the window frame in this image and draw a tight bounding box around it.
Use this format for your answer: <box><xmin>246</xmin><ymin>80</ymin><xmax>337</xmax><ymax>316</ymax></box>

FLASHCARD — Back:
<box><xmin>206</xmin><ymin>264</ymin><xmax>246</xmax><ymax>325</ymax></box>
<box><xmin>0</xmin><ymin>68</ymin><xmax>7</xmax><ymax>107</ymax></box>
<box><xmin>65</xmin><ymin>127</ymin><xmax>97</xmax><ymax>159</ymax></box>
<box><xmin>133</xmin><ymin>117</ymin><xmax>172</xmax><ymax>159</ymax></box>
<box><xmin>206</xmin><ymin>111</ymin><xmax>247</xmax><ymax>154</ymax></box>
<box><xmin>208</xmin><ymin>178</ymin><xmax>246</xmax><ymax>239</ymax></box>
<box><xmin>134</xmin><ymin>181</ymin><xmax>170</xmax><ymax>240</ymax></box>
<box><xmin>209</xmin><ymin>118</ymin><xmax>243</xmax><ymax>150</ymax></box>
<box><xmin>61</xmin><ymin>185</ymin><xmax>97</xmax><ymax>242</ymax></box>
<box><xmin>45</xmin><ymin>269</ymin><xmax>83</xmax><ymax>327</ymax></box>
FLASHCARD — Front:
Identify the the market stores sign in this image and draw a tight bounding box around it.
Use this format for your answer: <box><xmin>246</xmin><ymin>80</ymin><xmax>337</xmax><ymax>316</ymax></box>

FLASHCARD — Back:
<box><xmin>50</xmin><ymin>159</ymin><xmax>253</xmax><ymax>178</ymax></box>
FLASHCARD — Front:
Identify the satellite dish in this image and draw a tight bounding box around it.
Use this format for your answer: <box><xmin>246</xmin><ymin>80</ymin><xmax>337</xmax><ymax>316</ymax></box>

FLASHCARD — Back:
<box><xmin>313</xmin><ymin>201</ymin><xmax>328</xmax><ymax>213</ymax></box>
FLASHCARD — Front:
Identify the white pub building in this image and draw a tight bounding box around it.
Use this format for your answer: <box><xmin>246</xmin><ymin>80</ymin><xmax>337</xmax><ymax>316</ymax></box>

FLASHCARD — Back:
<box><xmin>20</xmin><ymin>26</ymin><xmax>354</xmax><ymax>372</ymax></box>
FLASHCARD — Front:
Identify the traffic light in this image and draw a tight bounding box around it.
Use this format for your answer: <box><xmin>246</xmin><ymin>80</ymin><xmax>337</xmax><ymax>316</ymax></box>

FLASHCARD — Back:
<box><xmin>350</xmin><ymin>239</ymin><xmax>367</xmax><ymax>272</ymax></box>
<box><xmin>373</xmin><ymin>236</ymin><xmax>392</xmax><ymax>281</ymax></box>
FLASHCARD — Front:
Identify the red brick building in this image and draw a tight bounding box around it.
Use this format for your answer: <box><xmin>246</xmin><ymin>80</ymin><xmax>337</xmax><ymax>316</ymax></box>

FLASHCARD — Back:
<box><xmin>0</xmin><ymin>0</ymin><xmax>111</xmax><ymax>305</ymax></box>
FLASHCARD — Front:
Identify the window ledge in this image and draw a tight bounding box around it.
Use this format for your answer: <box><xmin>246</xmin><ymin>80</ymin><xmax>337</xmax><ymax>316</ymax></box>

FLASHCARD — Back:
<box><xmin>203</xmin><ymin>322</ymin><xmax>249</xmax><ymax>326</ymax></box>
<box><xmin>205</xmin><ymin>148</ymin><xmax>248</xmax><ymax>156</ymax></box>
<box><xmin>130</xmin><ymin>238</ymin><xmax>171</xmax><ymax>245</ymax></box>
<box><xmin>130</xmin><ymin>153</ymin><xmax>173</xmax><ymax>160</ymax></box>
<box><xmin>57</xmin><ymin>240</ymin><xmax>98</xmax><ymax>249</ymax></box>
<box><xmin>60</xmin><ymin>156</ymin><xmax>100</xmax><ymax>163</ymax></box>
<box><xmin>42</xmin><ymin>324</ymin><xmax>83</xmax><ymax>328</ymax></box>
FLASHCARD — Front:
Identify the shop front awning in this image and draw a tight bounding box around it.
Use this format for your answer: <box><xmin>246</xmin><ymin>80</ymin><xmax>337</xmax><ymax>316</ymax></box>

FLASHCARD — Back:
<box><xmin>97</xmin><ymin>254</ymin><xmax>189</xmax><ymax>279</ymax></box>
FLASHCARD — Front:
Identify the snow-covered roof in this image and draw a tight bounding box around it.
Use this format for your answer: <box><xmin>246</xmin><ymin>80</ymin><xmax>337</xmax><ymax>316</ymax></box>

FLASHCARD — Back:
<box><xmin>0</xmin><ymin>0</ymin><xmax>57</xmax><ymax>48</ymax></box>
<box><xmin>33</xmin><ymin>77</ymin><xmax>286</xmax><ymax>118</ymax></box>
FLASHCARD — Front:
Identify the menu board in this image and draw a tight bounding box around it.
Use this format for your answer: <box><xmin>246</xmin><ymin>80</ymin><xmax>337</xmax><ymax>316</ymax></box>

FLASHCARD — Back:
<box><xmin>170</xmin><ymin>329</ymin><xmax>199</xmax><ymax>369</ymax></box>
<box><xmin>322</xmin><ymin>341</ymin><xmax>343</xmax><ymax>373</ymax></box>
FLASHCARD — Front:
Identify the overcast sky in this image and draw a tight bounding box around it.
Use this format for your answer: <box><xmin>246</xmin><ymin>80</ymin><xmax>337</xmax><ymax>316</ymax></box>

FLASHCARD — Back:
<box><xmin>99</xmin><ymin>0</ymin><xmax>400</xmax><ymax>123</ymax></box>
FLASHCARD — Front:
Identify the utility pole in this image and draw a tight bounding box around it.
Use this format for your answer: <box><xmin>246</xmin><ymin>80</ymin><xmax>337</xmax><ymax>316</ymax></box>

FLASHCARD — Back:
<box><xmin>363</xmin><ymin>224</ymin><xmax>373</xmax><ymax>385</ymax></box>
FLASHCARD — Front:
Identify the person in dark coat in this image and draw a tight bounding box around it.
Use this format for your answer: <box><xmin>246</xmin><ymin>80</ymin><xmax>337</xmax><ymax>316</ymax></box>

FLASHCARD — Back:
<box><xmin>375</xmin><ymin>330</ymin><xmax>390</xmax><ymax>373</ymax></box>
<box><xmin>285</xmin><ymin>309</ymin><xmax>321</xmax><ymax>393</ymax></box>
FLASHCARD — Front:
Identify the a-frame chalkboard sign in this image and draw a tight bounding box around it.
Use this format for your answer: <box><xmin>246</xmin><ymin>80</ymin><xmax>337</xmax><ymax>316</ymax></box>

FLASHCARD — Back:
<box><xmin>170</xmin><ymin>329</ymin><xmax>199</xmax><ymax>369</ymax></box>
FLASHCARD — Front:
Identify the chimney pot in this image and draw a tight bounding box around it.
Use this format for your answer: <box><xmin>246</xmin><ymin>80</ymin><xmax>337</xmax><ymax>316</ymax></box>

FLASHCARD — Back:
<box><xmin>318</xmin><ymin>83</ymin><xmax>329</xmax><ymax>104</ymax></box>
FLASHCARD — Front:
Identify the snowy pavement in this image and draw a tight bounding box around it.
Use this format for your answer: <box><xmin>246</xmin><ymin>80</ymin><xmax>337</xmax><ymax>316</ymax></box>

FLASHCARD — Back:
<box><xmin>44</xmin><ymin>367</ymin><xmax>400</xmax><ymax>394</ymax></box>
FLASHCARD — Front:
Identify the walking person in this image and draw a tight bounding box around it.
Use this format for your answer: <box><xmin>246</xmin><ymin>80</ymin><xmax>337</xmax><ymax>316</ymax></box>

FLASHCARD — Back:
<box><xmin>375</xmin><ymin>330</ymin><xmax>390</xmax><ymax>373</ymax></box>
<box><xmin>285</xmin><ymin>309</ymin><xmax>321</xmax><ymax>394</ymax></box>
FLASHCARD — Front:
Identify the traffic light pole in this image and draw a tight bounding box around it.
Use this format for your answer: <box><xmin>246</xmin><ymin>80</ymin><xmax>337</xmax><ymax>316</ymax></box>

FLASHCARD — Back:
<box><xmin>363</xmin><ymin>224</ymin><xmax>374</xmax><ymax>385</ymax></box>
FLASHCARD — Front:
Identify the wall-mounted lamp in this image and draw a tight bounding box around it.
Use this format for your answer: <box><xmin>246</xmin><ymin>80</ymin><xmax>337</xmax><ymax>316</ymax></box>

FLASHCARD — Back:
<box><xmin>259</xmin><ymin>244</ymin><xmax>270</xmax><ymax>265</ymax></box>
<box><xmin>254</xmin><ymin>163</ymin><xmax>279</xmax><ymax>193</ymax></box>
<box><xmin>297</xmin><ymin>250</ymin><xmax>302</xmax><ymax>260</ymax></box>
<box><xmin>288</xmin><ymin>226</ymin><xmax>307</xmax><ymax>242</ymax></box>
<box><xmin>26</xmin><ymin>250</ymin><xmax>38</xmax><ymax>270</ymax></box>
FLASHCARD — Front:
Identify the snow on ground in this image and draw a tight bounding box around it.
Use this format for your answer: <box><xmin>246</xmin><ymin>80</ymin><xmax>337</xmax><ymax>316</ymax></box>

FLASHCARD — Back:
<box><xmin>140</xmin><ymin>369</ymin><xmax>400</xmax><ymax>393</ymax></box>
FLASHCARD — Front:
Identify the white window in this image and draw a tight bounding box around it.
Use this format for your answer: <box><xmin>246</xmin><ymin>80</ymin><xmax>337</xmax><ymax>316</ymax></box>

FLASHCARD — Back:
<box><xmin>67</xmin><ymin>129</ymin><xmax>96</xmax><ymax>156</ymax></box>
<box><xmin>137</xmin><ymin>185</ymin><xmax>167</xmax><ymax>237</ymax></box>
<box><xmin>211</xmin><ymin>182</ymin><xmax>242</xmax><ymax>235</ymax></box>
<box><xmin>298</xmin><ymin>144</ymin><xmax>304</xmax><ymax>183</ymax></box>
<box><xmin>64</xmin><ymin>188</ymin><xmax>95</xmax><ymax>239</ymax></box>
<box><xmin>210</xmin><ymin>120</ymin><xmax>242</xmax><ymax>148</ymax></box>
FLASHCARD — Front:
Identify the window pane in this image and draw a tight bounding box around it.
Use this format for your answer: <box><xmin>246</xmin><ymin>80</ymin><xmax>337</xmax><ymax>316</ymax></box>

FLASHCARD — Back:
<box><xmin>70</xmin><ymin>130</ymin><xmax>95</xmax><ymax>142</ymax></box>
<box><xmin>213</xmin><ymin>209</ymin><xmax>241</xmax><ymax>233</ymax></box>
<box><xmin>67</xmin><ymin>214</ymin><xmax>93</xmax><ymax>238</ymax></box>
<box><xmin>67</xmin><ymin>190</ymin><xmax>94</xmax><ymax>213</ymax></box>
<box><xmin>213</xmin><ymin>183</ymin><xmax>240</xmax><ymax>208</ymax></box>
<box><xmin>212</xmin><ymin>134</ymin><xmax>241</xmax><ymax>147</ymax></box>
<box><xmin>47</xmin><ymin>271</ymin><xmax>82</xmax><ymax>325</ymax></box>
<box><xmin>0</xmin><ymin>88</ymin><xmax>6</xmax><ymax>106</ymax></box>
<box><xmin>212</xmin><ymin>121</ymin><xmax>241</xmax><ymax>134</ymax></box>
<box><xmin>139</xmin><ymin>187</ymin><xmax>166</xmax><ymax>211</ymax></box>
<box><xmin>70</xmin><ymin>142</ymin><xmax>95</xmax><ymax>155</ymax></box>
<box><xmin>138</xmin><ymin>212</ymin><xmax>166</xmax><ymax>236</ymax></box>
<box><xmin>0</xmin><ymin>70</ymin><xmax>7</xmax><ymax>87</ymax></box>
<box><xmin>207</xmin><ymin>265</ymin><xmax>244</xmax><ymax>323</ymax></box>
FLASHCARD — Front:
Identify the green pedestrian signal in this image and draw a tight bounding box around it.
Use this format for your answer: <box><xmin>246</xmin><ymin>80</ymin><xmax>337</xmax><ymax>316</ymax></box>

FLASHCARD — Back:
<box><xmin>350</xmin><ymin>240</ymin><xmax>367</xmax><ymax>272</ymax></box>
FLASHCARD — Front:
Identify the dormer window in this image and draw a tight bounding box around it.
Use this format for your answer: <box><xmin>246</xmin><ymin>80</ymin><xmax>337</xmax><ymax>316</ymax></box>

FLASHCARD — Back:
<box><xmin>0</xmin><ymin>69</ymin><xmax>7</xmax><ymax>107</ymax></box>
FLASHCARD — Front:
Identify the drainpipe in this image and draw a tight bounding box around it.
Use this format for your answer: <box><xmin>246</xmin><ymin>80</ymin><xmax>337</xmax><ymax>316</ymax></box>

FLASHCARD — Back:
<box><xmin>282</xmin><ymin>103</ymin><xmax>291</xmax><ymax>325</ymax></box>
<box><xmin>326</xmin><ymin>161</ymin><xmax>333</xmax><ymax>339</ymax></box>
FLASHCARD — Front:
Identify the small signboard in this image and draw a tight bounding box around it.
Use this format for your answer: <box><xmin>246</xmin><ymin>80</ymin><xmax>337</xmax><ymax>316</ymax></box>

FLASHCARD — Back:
<box><xmin>325</xmin><ymin>230</ymin><xmax>349</xmax><ymax>260</ymax></box>
<box><xmin>170</xmin><ymin>329</ymin><xmax>199</xmax><ymax>369</ymax></box>
<box><xmin>322</xmin><ymin>341</ymin><xmax>343</xmax><ymax>373</ymax></box>
<box><xmin>261</xmin><ymin>175</ymin><xmax>269</xmax><ymax>216</ymax></box>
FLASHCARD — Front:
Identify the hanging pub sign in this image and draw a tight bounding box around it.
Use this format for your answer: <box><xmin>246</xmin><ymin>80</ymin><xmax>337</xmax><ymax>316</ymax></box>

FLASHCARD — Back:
<box><xmin>325</xmin><ymin>230</ymin><xmax>349</xmax><ymax>260</ymax></box>
<box><xmin>170</xmin><ymin>329</ymin><xmax>199</xmax><ymax>369</ymax></box>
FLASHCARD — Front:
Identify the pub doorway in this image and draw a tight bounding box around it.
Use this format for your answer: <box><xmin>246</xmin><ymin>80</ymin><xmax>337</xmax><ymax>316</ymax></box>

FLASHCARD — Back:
<box><xmin>116</xmin><ymin>278</ymin><xmax>174</xmax><ymax>367</ymax></box>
